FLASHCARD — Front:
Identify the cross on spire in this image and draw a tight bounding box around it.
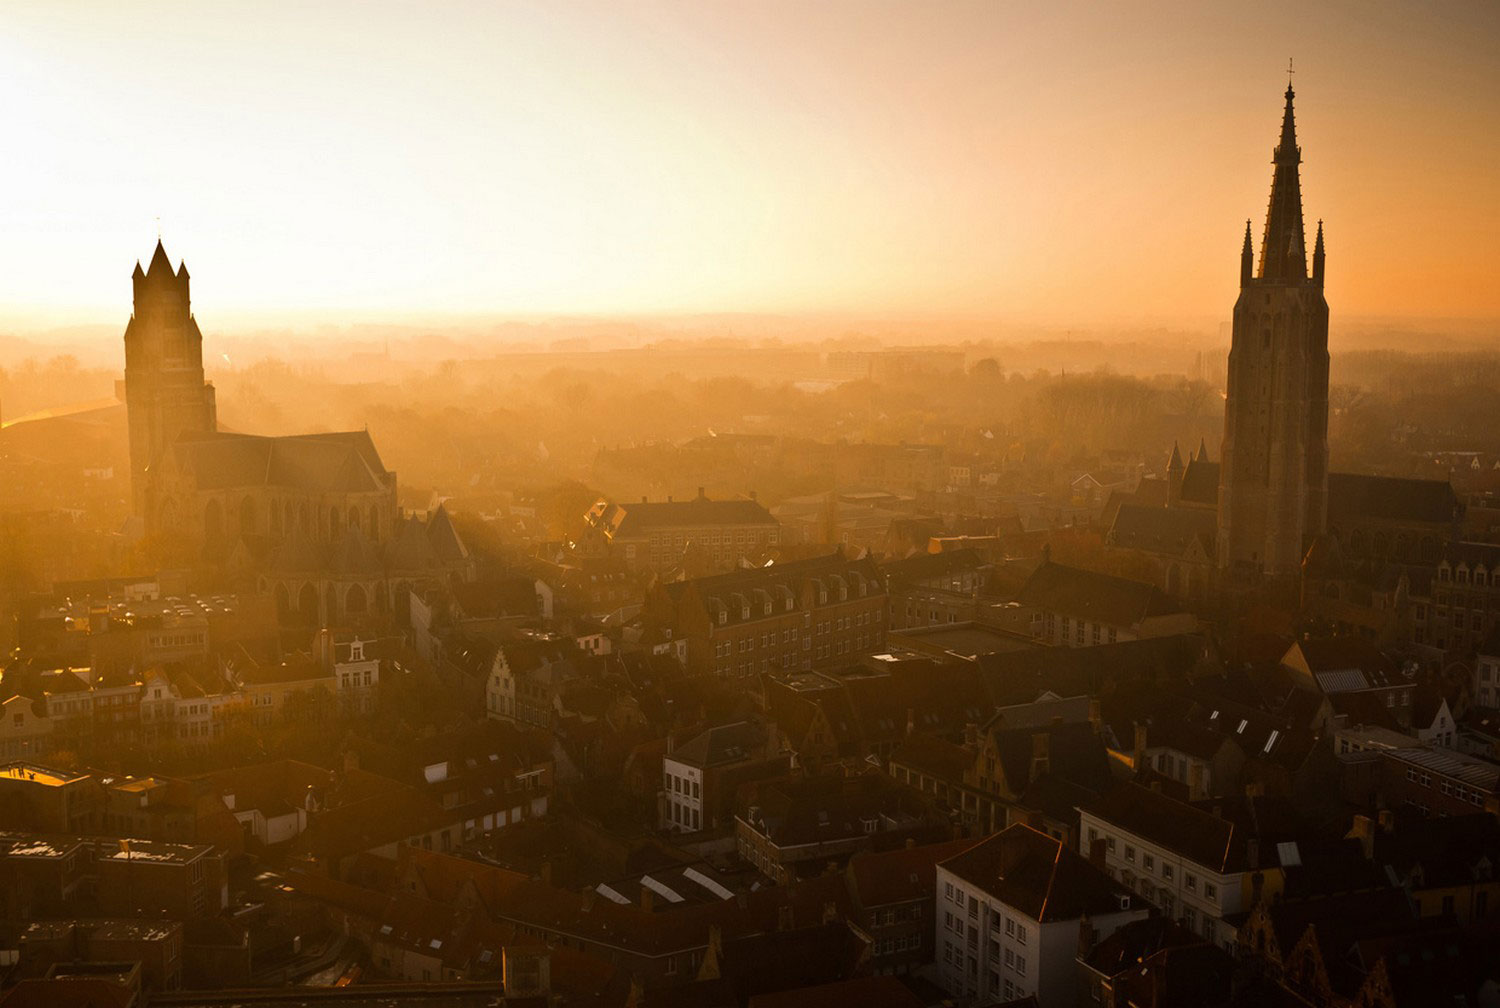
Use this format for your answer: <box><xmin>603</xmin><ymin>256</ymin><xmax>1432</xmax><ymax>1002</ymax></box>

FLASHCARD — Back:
<box><xmin>1287</xmin><ymin>57</ymin><xmax>1295</xmax><ymax>85</ymax></box>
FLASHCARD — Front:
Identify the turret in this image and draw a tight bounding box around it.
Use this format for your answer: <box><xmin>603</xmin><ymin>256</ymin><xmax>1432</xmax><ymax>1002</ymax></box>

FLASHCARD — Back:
<box><xmin>1167</xmin><ymin>441</ymin><xmax>1185</xmax><ymax>503</ymax></box>
<box><xmin>1312</xmin><ymin>220</ymin><xmax>1325</xmax><ymax>287</ymax></box>
<box><xmin>1240</xmin><ymin>219</ymin><xmax>1253</xmax><ymax>287</ymax></box>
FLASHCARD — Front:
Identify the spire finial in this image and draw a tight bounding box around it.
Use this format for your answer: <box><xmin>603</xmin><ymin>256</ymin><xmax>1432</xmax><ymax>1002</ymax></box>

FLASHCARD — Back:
<box><xmin>1287</xmin><ymin>57</ymin><xmax>1295</xmax><ymax>89</ymax></box>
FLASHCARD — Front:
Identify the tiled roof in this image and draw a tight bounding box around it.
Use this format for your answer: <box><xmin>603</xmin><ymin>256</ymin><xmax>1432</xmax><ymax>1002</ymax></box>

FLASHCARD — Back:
<box><xmin>1108</xmin><ymin>503</ymin><xmax>1217</xmax><ymax>558</ymax></box>
<box><xmin>1016</xmin><ymin>561</ymin><xmax>1184</xmax><ymax>627</ymax></box>
<box><xmin>670</xmin><ymin>721</ymin><xmax>768</xmax><ymax>770</ymax></box>
<box><xmin>1082</xmin><ymin>782</ymin><xmax>1302</xmax><ymax>874</ymax></box>
<box><xmin>940</xmin><ymin>824</ymin><xmax>1137</xmax><ymax>922</ymax></box>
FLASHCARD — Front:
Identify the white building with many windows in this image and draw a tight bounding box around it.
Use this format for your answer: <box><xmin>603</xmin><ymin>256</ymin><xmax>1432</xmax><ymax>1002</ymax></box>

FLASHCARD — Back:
<box><xmin>934</xmin><ymin>823</ymin><xmax>1145</xmax><ymax>1005</ymax></box>
<box><xmin>1078</xmin><ymin>782</ymin><xmax>1297</xmax><ymax>951</ymax></box>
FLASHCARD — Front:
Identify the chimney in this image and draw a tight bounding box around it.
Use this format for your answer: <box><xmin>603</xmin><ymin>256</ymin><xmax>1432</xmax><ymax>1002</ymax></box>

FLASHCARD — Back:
<box><xmin>1188</xmin><ymin>762</ymin><xmax>1206</xmax><ymax>801</ymax></box>
<box><xmin>1349</xmin><ymin>814</ymin><xmax>1376</xmax><ymax>860</ymax></box>
<box><xmin>641</xmin><ymin>886</ymin><xmax>655</xmax><ymax>913</ymax></box>
<box><xmin>822</xmin><ymin>901</ymin><xmax>838</xmax><ymax>924</ymax></box>
<box><xmin>905</xmin><ymin>837</ymin><xmax>916</xmax><ymax>850</ymax></box>
<box><xmin>539</xmin><ymin>861</ymin><xmax>552</xmax><ymax>886</ymax></box>
<box><xmin>963</xmin><ymin>723</ymin><xmax>979</xmax><ymax>750</ymax></box>
<box><xmin>1087</xmin><ymin>697</ymin><xmax>1102</xmax><ymax>734</ymax></box>
<box><xmin>905</xmin><ymin>708</ymin><xmax>915</xmax><ymax>737</ymax></box>
<box><xmin>697</xmin><ymin>486</ymin><xmax>706</xmax><ymax>500</ymax></box>
<box><xmin>1133</xmin><ymin>722</ymin><xmax>1148</xmax><ymax>769</ymax></box>
<box><xmin>342</xmin><ymin>749</ymin><xmax>359</xmax><ymax>774</ymax></box>
<box><xmin>750</xmin><ymin>490</ymin><xmax>758</xmax><ymax>502</ymax></box>
<box><xmin>1029</xmin><ymin>732</ymin><xmax>1051</xmax><ymax>781</ymax></box>
<box><xmin>641</xmin><ymin>496</ymin><xmax>647</xmax><ymax>504</ymax></box>
<box><xmin>1377</xmin><ymin>808</ymin><xmax>1395</xmax><ymax>833</ymax></box>
<box><xmin>667</xmin><ymin>495</ymin><xmax>673</xmax><ymax>503</ymax></box>
<box><xmin>777</xmin><ymin>904</ymin><xmax>794</xmax><ymax>931</ymax></box>
<box><xmin>665</xmin><ymin>732</ymin><xmax>675</xmax><ymax>756</ymax></box>
<box><xmin>1077</xmin><ymin>914</ymin><xmax>1096</xmax><ymax>958</ymax></box>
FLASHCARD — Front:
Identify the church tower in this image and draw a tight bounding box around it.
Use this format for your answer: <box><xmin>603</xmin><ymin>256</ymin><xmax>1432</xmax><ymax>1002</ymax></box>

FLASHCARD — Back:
<box><xmin>124</xmin><ymin>240</ymin><xmax>217</xmax><ymax>522</ymax></box>
<box><xmin>1216</xmin><ymin>84</ymin><xmax>1330</xmax><ymax>578</ymax></box>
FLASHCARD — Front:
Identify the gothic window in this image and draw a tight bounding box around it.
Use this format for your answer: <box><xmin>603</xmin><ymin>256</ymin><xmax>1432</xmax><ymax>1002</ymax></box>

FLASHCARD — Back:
<box><xmin>346</xmin><ymin>584</ymin><xmax>368</xmax><ymax>615</ymax></box>
<box><xmin>369</xmin><ymin>505</ymin><xmax>380</xmax><ymax>541</ymax></box>
<box><xmin>239</xmin><ymin>496</ymin><xmax>257</xmax><ymax>535</ymax></box>
<box><xmin>204</xmin><ymin>499</ymin><xmax>223</xmax><ymax>542</ymax></box>
<box><xmin>329</xmin><ymin>506</ymin><xmax>341</xmax><ymax>539</ymax></box>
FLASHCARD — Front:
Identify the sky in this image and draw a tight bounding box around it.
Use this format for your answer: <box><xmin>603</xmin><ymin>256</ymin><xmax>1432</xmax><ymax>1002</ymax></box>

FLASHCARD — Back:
<box><xmin>2</xmin><ymin>0</ymin><xmax>1497</xmax><ymax>329</ymax></box>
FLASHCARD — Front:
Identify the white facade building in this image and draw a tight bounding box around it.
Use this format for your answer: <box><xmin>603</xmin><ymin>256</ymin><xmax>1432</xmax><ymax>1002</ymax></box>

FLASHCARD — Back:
<box><xmin>934</xmin><ymin>824</ymin><xmax>1146</xmax><ymax>1005</ymax></box>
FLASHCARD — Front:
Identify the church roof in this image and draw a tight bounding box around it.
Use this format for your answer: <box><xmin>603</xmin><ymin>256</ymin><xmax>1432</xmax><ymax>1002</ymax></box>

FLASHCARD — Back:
<box><xmin>1326</xmin><ymin>473</ymin><xmax>1459</xmax><ymax>526</ymax></box>
<box><xmin>1110</xmin><ymin>503</ymin><xmax>1217</xmax><ymax>559</ymax></box>
<box><xmin>168</xmin><ymin>430</ymin><xmax>392</xmax><ymax>493</ymax></box>
<box><xmin>1178</xmin><ymin>459</ymin><xmax>1220</xmax><ymax>508</ymax></box>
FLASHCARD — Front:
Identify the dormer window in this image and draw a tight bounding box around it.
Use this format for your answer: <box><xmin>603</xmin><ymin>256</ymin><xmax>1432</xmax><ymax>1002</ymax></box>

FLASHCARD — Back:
<box><xmin>741</xmin><ymin>606</ymin><xmax>750</xmax><ymax>620</ymax></box>
<box><xmin>350</xmin><ymin>641</ymin><xmax>364</xmax><ymax>662</ymax></box>
<box><xmin>718</xmin><ymin>611</ymin><xmax>727</xmax><ymax>625</ymax></box>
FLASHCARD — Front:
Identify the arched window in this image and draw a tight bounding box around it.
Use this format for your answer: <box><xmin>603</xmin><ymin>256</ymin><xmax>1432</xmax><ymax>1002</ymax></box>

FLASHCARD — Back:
<box><xmin>346</xmin><ymin>584</ymin><xmax>368</xmax><ymax>615</ymax></box>
<box><xmin>240</xmin><ymin>496</ymin><xmax>257</xmax><ymax>535</ymax></box>
<box><xmin>325</xmin><ymin>583</ymin><xmax>338</xmax><ymax>622</ymax></box>
<box><xmin>204</xmin><ymin>499</ymin><xmax>223</xmax><ymax>542</ymax></box>
<box><xmin>274</xmin><ymin>583</ymin><xmax>290</xmax><ymax>621</ymax></box>
<box><xmin>349</xmin><ymin>509</ymin><xmax>361</xmax><ymax>533</ymax></box>
<box><xmin>299</xmin><ymin>502</ymin><xmax>310</xmax><ymax>536</ymax></box>
<box><xmin>270</xmin><ymin>502</ymin><xmax>283</xmax><ymax>537</ymax></box>
<box><xmin>328</xmin><ymin>506</ymin><xmax>341</xmax><ymax>540</ymax></box>
<box><xmin>368</xmin><ymin>505</ymin><xmax>380</xmax><ymax>542</ymax></box>
<box><xmin>297</xmin><ymin>583</ymin><xmax>319</xmax><ymax>624</ymax></box>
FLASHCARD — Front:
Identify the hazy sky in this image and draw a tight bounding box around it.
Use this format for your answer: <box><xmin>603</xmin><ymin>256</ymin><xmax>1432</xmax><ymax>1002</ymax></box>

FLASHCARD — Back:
<box><xmin>3</xmin><ymin>0</ymin><xmax>1497</xmax><ymax>328</ymax></box>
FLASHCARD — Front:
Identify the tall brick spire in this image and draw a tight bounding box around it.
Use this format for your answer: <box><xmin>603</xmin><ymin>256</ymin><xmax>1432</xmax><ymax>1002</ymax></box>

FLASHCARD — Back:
<box><xmin>1258</xmin><ymin>84</ymin><xmax>1307</xmax><ymax>282</ymax></box>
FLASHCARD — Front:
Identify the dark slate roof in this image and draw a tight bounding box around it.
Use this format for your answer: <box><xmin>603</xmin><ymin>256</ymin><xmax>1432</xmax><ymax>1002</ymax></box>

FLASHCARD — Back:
<box><xmin>976</xmin><ymin>634</ymin><xmax>1209</xmax><ymax>707</ymax></box>
<box><xmin>1081</xmin><ymin>916</ymin><xmax>1206</xmax><ymax>977</ymax></box>
<box><xmin>889</xmin><ymin>732</ymin><xmax>972</xmax><ymax>783</ymax></box>
<box><xmin>169</xmin><ymin>429</ymin><xmax>392</xmax><ymax>493</ymax></box>
<box><xmin>603</xmin><ymin>496</ymin><xmax>776</xmax><ymax>537</ymax></box>
<box><xmin>879</xmin><ymin>548</ymin><xmax>991</xmax><ymax>586</ymax></box>
<box><xmin>1083</xmin><ymin>782</ymin><xmax>1302</xmax><ymax>874</ymax></box>
<box><xmin>664</xmin><ymin>551</ymin><xmax>883</xmax><ymax>628</ymax></box>
<box><xmin>1178</xmin><ymin>460</ymin><xmax>1220</xmax><ymax>508</ymax></box>
<box><xmin>670</xmin><ymin>721</ymin><xmax>767</xmax><ymax>769</ymax></box>
<box><xmin>1108</xmin><ymin>503</ymin><xmax>1217</xmax><ymax>558</ymax></box>
<box><xmin>1015</xmin><ymin>561</ymin><xmax>1184</xmax><ymax>627</ymax></box>
<box><xmin>991</xmin><ymin>720</ymin><xmax>1112</xmax><ymax>796</ymax></box>
<box><xmin>1327</xmin><ymin>473</ymin><xmax>1460</xmax><ymax>526</ymax></box>
<box><xmin>940</xmin><ymin>824</ymin><xmax>1138</xmax><ymax>922</ymax></box>
<box><xmin>1174</xmin><ymin>465</ymin><xmax>1460</xmax><ymax>528</ymax></box>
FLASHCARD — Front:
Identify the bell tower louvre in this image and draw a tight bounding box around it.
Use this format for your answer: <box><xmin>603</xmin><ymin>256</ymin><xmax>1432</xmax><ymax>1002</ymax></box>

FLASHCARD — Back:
<box><xmin>1216</xmin><ymin>82</ymin><xmax>1330</xmax><ymax>579</ymax></box>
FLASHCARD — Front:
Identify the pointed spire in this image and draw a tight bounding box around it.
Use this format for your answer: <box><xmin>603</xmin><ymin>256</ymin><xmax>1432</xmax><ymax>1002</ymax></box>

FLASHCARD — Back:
<box><xmin>178</xmin><ymin>261</ymin><xmax>190</xmax><ymax>279</ymax></box>
<box><xmin>1312</xmin><ymin>219</ymin><xmax>1325</xmax><ymax>287</ymax></box>
<box><xmin>147</xmin><ymin>239</ymin><xmax>174</xmax><ymax>277</ymax></box>
<box><xmin>131</xmin><ymin>261</ymin><xmax>145</xmax><ymax>280</ymax></box>
<box><xmin>1240</xmin><ymin>219</ymin><xmax>1254</xmax><ymax>287</ymax></box>
<box><xmin>1197</xmin><ymin>437</ymin><xmax>1209</xmax><ymax>463</ymax></box>
<box><xmin>1257</xmin><ymin>83</ymin><xmax>1308</xmax><ymax>283</ymax></box>
<box><xmin>1168</xmin><ymin>441</ymin><xmax>1184</xmax><ymax>472</ymax></box>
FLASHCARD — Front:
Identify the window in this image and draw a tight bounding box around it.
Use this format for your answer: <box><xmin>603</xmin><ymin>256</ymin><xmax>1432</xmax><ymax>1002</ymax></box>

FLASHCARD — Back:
<box><xmin>1143</xmin><ymin>853</ymin><xmax>1155</xmax><ymax>871</ymax></box>
<box><xmin>1185</xmin><ymin>873</ymin><xmax>1197</xmax><ymax>892</ymax></box>
<box><xmin>1015</xmin><ymin>955</ymin><xmax>1026</xmax><ymax>977</ymax></box>
<box><xmin>1162</xmin><ymin>864</ymin><xmax>1174</xmax><ymax>881</ymax></box>
<box><xmin>1125</xmin><ymin>845</ymin><xmax>1136</xmax><ymax>863</ymax></box>
<box><xmin>1015</xmin><ymin>924</ymin><xmax>1026</xmax><ymax>946</ymax></box>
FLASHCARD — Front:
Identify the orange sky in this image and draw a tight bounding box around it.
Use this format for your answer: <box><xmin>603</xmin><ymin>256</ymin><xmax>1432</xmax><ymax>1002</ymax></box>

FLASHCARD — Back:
<box><xmin>2</xmin><ymin>0</ymin><xmax>1497</xmax><ymax>328</ymax></box>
